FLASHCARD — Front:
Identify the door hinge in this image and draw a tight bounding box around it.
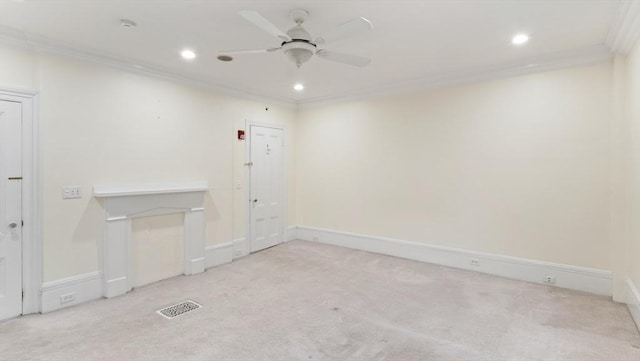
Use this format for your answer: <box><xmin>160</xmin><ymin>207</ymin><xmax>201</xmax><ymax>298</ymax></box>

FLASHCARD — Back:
<box><xmin>21</xmin><ymin>220</ymin><xmax>24</xmax><ymax>227</ymax></box>
<box><xmin>22</xmin><ymin>290</ymin><xmax>24</xmax><ymax>300</ymax></box>
<box><xmin>244</xmin><ymin>162</ymin><xmax>253</xmax><ymax>167</ymax></box>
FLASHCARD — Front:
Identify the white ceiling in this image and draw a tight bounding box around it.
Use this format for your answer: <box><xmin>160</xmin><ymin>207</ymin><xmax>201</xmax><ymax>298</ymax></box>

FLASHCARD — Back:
<box><xmin>0</xmin><ymin>0</ymin><xmax>624</xmax><ymax>105</ymax></box>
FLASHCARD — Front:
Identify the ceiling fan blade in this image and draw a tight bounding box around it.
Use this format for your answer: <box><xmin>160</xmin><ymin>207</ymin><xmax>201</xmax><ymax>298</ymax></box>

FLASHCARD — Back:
<box><xmin>316</xmin><ymin>50</ymin><xmax>371</xmax><ymax>67</ymax></box>
<box><xmin>218</xmin><ymin>47</ymin><xmax>280</xmax><ymax>55</ymax></box>
<box><xmin>314</xmin><ymin>17</ymin><xmax>373</xmax><ymax>45</ymax></box>
<box><xmin>239</xmin><ymin>10</ymin><xmax>291</xmax><ymax>42</ymax></box>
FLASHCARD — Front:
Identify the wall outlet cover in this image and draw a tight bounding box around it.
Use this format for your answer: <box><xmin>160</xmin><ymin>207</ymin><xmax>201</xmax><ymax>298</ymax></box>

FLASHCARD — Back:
<box><xmin>60</xmin><ymin>292</ymin><xmax>75</xmax><ymax>304</ymax></box>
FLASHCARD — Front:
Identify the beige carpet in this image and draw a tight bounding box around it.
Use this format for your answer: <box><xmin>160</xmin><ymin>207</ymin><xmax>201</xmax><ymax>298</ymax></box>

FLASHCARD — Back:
<box><xmin>1</xmin><ymin>240</ymin><xmax>638</xmax><ymax>360</ymax></box>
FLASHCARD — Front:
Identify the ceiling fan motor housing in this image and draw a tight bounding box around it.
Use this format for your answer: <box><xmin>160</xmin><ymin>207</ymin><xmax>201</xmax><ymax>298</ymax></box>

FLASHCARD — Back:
<box><xmin>287</xmin><ymin>24</ymin><xmax>312</xmax><ymax>41</ymax></box>
<box><xmin>282</xmin><ymin>24</ymin><xmax>316</xmax><ymax>67</ymax></box>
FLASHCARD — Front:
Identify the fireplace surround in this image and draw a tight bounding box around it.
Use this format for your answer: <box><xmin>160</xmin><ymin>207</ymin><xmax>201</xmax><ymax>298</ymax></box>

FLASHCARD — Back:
<box><xmin>93</xmin><ymin>182</ymin><xmax>208</xmax><ymax>298</ymax></box>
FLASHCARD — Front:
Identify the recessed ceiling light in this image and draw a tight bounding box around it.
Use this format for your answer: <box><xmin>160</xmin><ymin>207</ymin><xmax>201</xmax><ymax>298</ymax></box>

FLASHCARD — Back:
<box><xmin>293</xmin><ymin>83</ymin><xmax>304</xmax><ymax>91</ymax></box>
<box><xmin>120</xmin><ymin>19</ymin><xmax>137</xmax><ymax>28</ymax></box>
<box><xmin>512</xmin><ymin>33</ymin><xmax>530</xmax><ymax>45</ymax></box>
<box><xmin>181</xmin><ymin>49</ymin><xmax>197</xmax><ymax>60</ymax></box>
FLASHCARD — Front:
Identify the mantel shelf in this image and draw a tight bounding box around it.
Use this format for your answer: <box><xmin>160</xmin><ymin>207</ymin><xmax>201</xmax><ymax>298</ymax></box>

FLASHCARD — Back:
<box><xmin>93</xmin><ymin>182</ymin><xmax>208</xmax><ymax>198</ymax></box>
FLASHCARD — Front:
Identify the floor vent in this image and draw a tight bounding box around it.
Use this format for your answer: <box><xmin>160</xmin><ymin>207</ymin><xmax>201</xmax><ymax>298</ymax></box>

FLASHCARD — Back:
<box><xmin>156</xmin><ymin>300</ymin><xmax>202</xmax><ymax>319</ymax></box>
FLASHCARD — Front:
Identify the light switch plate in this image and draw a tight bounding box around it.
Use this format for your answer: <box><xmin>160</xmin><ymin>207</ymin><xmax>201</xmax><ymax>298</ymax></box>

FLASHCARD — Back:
<box><xmin>62</xmin><ymin>186</ymin><xmax>82</xmax><ymax>199</ymax></box>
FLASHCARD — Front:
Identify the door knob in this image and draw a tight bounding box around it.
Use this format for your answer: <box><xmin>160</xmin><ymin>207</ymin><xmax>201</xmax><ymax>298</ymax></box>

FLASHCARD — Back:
<box><xmin>252</xmin><ymin>199</ymin><xmax>258</xmax><ymax>203</ymax></box>
<box><xmin>8</xmin><ymin>222</ymin><xmax>18</xmax><ymax>229</ymax></box>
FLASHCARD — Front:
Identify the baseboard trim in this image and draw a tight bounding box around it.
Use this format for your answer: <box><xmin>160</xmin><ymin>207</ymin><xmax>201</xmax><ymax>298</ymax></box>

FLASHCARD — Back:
<box><xmin>204</xmin><ymin>229</ymin><xmax>299</xmax><ymax>266</ymax></box>
<box><xmin>204</xmin><ymin>242</ymin><xmax>233</xmax><ymax>269</ymax></box>
<box><xmin>104</xmin><ymin>276</ymin><xmax>128</xmax><ymax>299</ymax></box>
<box><xmin>295</xmin><ymin>225</ymin><xmax>612</xmax><ymax>296</ymax></box>
<box><xmin>286</xmin><ymin>225</ymin><xmax>298</xmax><ymax>242</ymax></box>
<box><xmin>41</xmin><ymin>238</ymin><xmax>242</xmax><ymax>313</ymax></box>
<box><xmin>41</xmin><ymin>271</ymin><xmax>103</xmax><ymax>313</ymax></box>
<box><xmin>232</xmin><ymin>238</ymin><xmax>248</xmax><ymax>259</ymax></box>
<box><xmin>188</xmin><ymin>257</ymin><xmax>206</xmax><ymax>275</ymax></box>
<box><xmin>627</xmin><ymin>279</ymin><xmax>640</xmax><ymax>331</ymax></box>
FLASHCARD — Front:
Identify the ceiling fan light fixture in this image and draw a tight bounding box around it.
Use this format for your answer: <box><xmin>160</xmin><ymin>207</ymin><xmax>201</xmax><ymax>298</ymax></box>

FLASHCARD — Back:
<box><xmin>293</xmin><ymin>83</ymin><xmax>304</xmax><ymax>91</ymax></box>
<box><xmin>282</xmin><ymin>41</ymin><xmax>316</xmax><ymax>68</ymax></box>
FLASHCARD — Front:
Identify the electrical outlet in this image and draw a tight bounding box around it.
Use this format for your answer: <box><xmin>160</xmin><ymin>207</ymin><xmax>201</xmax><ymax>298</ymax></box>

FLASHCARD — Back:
<box><xmin>469</xmin><ymin>258</ymin><xmax>480</xmax><ymax>266</ymax></box>
<box><xmin>60</xmin><ymin>292</ymin><xmax>75</xmax><ymax>304</ymax></box>
<box><xmin>543</xmin><ymin>275</ymin><xmax>556</xmax><ymax>284</ymax></box>
<box><xmin>62</xmin><ymin>186</ymin><xmax>82</xmax><ymax>199</ymax></box>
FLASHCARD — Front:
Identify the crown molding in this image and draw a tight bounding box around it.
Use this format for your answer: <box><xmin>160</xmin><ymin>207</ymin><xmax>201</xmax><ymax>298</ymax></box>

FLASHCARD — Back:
<box><xmin>0</xmin><ymin>26</ymin><xmax>615</xmax><ymax>110</ymax></box>
<box><xmin>606</xmin><ymin>0</ymin><xmax>640</xmax><ymax>55</ymax></box>
<box><xmin>297</xmin><ymin>44</ymin><xmax>613</xmax><ymax>109</ymax></box>
<box><xmin>0</xmin><ymin>26</ymin><xmax>296</xmax><ymax>109</ymax></box>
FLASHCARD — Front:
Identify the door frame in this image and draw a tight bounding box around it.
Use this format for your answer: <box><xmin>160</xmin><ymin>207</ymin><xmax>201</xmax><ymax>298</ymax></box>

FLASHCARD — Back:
<box><xmin>0</xmin><ymin>87</ymin><xmax>41</xmax><ymax>315</ymax></box>
<box><xmin>244</xmin><ymin>120</ymin><xmax>287</xmax><ymax>254</ymax></box>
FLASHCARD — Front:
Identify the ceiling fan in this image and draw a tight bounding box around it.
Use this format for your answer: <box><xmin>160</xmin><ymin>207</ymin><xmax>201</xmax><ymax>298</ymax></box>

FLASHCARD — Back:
<box><xmin>218</xmin><ymin>9</ymin><xmax>373</xmax><ymax>68</ymax></box>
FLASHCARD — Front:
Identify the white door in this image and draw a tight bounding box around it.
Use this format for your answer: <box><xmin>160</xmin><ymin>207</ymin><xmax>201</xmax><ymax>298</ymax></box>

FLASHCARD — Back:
<box><xmin>249</xmin><ymin>125</ymin><xmax>284</xmax><ymax>252</ymax></box>
<box><xmin>0</xmin><ymin>100</ymin><xmax>23</xmax><ymax>320</ymax></box>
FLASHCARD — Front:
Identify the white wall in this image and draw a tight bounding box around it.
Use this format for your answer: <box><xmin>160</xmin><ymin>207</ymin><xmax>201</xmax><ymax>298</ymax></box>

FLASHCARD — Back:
<box><xmin>611</xmin><ymin>53</ymin><xmax>630</xmax><ymax>302</ymax></box>
<box><xmin>0</xmin><ymin>41</ymin><xmax>632</xmax><ymax>301</ymax></box>
<box><xmin>0</xmin><ymin>44</ymin><xmax>297</xmax><ymax>283</ymax></box>
<box><xmin>297</xmin><ymin>63</ymin><xmax>613</xmax><ymax>271</ymax></box>
<box><xmin>626</xmin><ymin>39</ymin><xmax>640</xmax><ymax>294</ymax></box>
<box><xmin>610</xmin><ymin>36</ymin><xmax>640</xmax><ymax>306</ymax></box>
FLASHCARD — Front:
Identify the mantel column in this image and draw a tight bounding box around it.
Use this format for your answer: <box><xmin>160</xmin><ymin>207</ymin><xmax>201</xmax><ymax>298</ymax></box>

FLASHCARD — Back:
<box><xmin>184</xmin><ymin>207</ymin><xmax>205</xmax><ymax>275</ymax></box>
<box><xmin>104</xmin><ymin>215</ymin><xmax>132</xmax><ymax>298</ymax></box>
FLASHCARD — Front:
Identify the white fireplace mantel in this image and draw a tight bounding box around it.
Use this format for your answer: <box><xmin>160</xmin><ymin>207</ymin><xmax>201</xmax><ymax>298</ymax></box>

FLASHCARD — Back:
<box><xmin>94</xmin><ymin>182</ymin><xmax>208</xmax><ymax>298</ymax></box>
<box><xmin>93</xmin><ymin>182</ymin><xmax>209</xmax><ymax>197</ymax></box>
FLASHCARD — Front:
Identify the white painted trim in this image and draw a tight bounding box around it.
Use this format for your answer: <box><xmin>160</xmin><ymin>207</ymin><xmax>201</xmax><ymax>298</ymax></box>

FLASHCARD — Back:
<box><xmin>244</xmin><ymin>121</ymin><xmax>251</xmax><ymax>255</ymax></box>
<box><xmin>205</xmin><ymin>242</ymin><xmax>233</xmax><ymax>269</ymax></box>
<box><xmin>204</xmin><ymin>232</ymin><xmax>291</xmax><ymax>268</ymax></box>
<box><xmin>41</xmin><ymin>239</ymin><xmax>240</xmax><ymax>313</ymax></box>
<box><xmin>41</xmin><ymin>272</ymin><xmax>103</xmax><ymax>313</ymax></box>
<box><xmin>232</xmin><ymin>238</ymin><xmax>249</xmax><ymax>259</ymax></box>
<box><xmin>0</xmin><ymin>86</ymin><xmax>38</xmax><ymax>98</ymax></box>
<box><xmin>0</xmin><ymin>26</ymin><xmax>616</xmax><ymax>109</ymax></box>
<box><xmin>297</xmin><ymin>45</ymin><xmax>612</xmax><ymax>108</ymax></box>
<box><xmin>93</xmin><ymin>182</ymin><xmax>208</xmax><ymax>197</ymax></box>
<box><xmin>627</xmin><ymin>279</ymin><xmax>640</xmax><ymax>331</ymax></box>
<box><xmin>606</xmin><ymin>0</ymin><xmax>640</xmax><ymax>55</ymax></box>
<box><xmin>244</xmin><ymin>121</ymin><xmax>287</xmax><ymax>254</ymax></box>
<box><xmin>96</xmin><ymin>189</ymin><xmax>206</xmax><ymax>298</ymax></box>
<box><xmin>0</xmin><ymin>87</ymin><xmax>41</xmax><ymax>315</ymax></box>
<box><xmin>0</xmin><ymin>26</ymin><xmax>296</xmax><ymax>109</ymax></box>
<box><xmin>286</xmin><ymin>225</ymin><xmax>298</xmax><ymax>242</ymax></box>
<box><xmin>295</xmin><ymin>226</ymin><xmax>612</xmax><ymax>296</ymax></box>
